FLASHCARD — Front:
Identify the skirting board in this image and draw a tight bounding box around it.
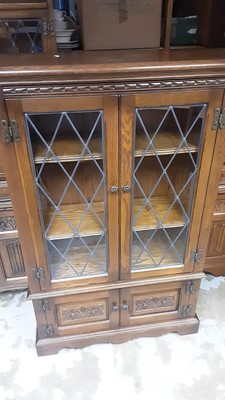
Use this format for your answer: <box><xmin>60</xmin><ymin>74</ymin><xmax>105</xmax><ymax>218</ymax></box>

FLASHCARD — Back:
<box><xmin>36</xmin><ymin>315</ymin><xmax>200</xmax><ymax>356</ymax></box>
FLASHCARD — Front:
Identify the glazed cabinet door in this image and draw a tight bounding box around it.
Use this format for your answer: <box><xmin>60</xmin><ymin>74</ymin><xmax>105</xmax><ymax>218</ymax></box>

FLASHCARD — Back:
<box><xmin>120</xmin><ymin>89</ymin><xmax>223</xmax><ymax>279</ymax></box>
<box><xmin>5</xmin><ymin>96</ymin><xmax>119</xmax><ymax>292</ymax></box>
<box><xmin>0</xmin><ymin>1</ymin><xmax>56</xmax><ymax>53</ymax></box>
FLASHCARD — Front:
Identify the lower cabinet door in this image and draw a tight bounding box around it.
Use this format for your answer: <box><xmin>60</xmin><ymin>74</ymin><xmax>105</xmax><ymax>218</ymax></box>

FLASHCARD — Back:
<box><xmin>120</xmin><ymin>280</ymin><xmax>199</xmax><ymax>327</ymax></box>
<box><xmin>45</xmin><ymin>290</ymin><xmax>119</xmax><ymax>337</ymax></box>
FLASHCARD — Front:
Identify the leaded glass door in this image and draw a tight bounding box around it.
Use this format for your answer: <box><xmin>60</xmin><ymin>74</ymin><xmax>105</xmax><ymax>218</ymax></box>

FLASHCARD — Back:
<box><xmin>0</xmin><ymin>9</ymin><xmax>56</xmax><ymax>54</ymax></box>
<box><xmin>6</xmin><ymin>96</ymin><xmax>118</xmax><ymax>291</ymax></box>
<box><xmin>0</xmin><ymin>18</ymin><xmax>44</xmax><ymax>53</ymax></box>
<box><xmin>120</xmin><ymin>91</ymin><xmax>222</xmax><ymax>279</ymax></box>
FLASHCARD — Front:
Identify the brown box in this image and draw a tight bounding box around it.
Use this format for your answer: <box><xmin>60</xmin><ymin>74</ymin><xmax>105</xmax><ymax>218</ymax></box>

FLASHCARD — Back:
<box><xmin>76</xmin><ymin>0</ymin><xmax>163</xmax><ymax>50</ymax></box>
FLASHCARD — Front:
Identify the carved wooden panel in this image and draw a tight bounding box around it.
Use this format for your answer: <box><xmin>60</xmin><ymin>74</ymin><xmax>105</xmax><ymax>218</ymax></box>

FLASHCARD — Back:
<box><xmin>0</xmin><ymin>253</ymin><xmax>5</xmax><ymax>278</ymax></box>
<box><xmin>214</xmin><ymin>200</ymin><xmax>225</xmax><ymax>215</ymax></box>
<box><xmin>0</xmin><ymin>238</ymin><xmax>26</xmax><ymax>278</ymax></box>
<box><xmin>0</xmin><ymin>156</ymin><xmax>12</xmax><ymax>207</ymax></box>
<box><xmin>132</xmin><ymin>290</ymin><xmax>179</xmax><ymax>316</ymax></box>
<box><xmin>135</xmin><ymin>295</ymin><xmax>176</xmax><ymax>312</ymax></box>
<box><xmin>0</xmin><ymin>202</ymin><xmax>13</xmax><ymax>213</ymax></box>
<box><xmin>0</xmin><ymin>216</ymin><xmax>17</xmax><ymax>232</ymax></box>
<box><xmin>0</xmin><ymin>158</ymin><xmax>4</xmax><ymax>176</ymax></box>
<box><xmin>57</xmin><ymin>299</ymin><xmax>107</xmax><ymax>327</ymax></box>
<box><xmin>0</xmin><ymin>177</ymin><xmax>11</xmax><ymax>204</ymax></box>
<box><xmin>218</xmin><ymin>164</ymin><xmax>225</xmax><ymax>194</ymax></box>
<box><xmin>207</xmin><ymin>222</ymin><xmax>225</xmax><ymax>257</ymax></box>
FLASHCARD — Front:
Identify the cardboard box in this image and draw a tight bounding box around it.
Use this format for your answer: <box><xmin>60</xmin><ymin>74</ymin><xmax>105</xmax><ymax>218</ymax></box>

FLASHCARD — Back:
<box><xmin>76</xmin><ymin>0</ymin><xmax>163</xmax><ymax>50</ymax></box>
<box><xmin>170</xmin><ymin>16</ymin><xmax>198</xmax><ymax>46</ymax></box>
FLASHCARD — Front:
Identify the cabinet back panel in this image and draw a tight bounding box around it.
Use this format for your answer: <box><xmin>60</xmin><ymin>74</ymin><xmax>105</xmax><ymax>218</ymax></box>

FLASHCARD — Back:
<box><xmin>36</xmin><ymin>161</ymin><xmax>105</xmax><ymax>206</ymax></box>
<box><xmin>134</xmin><ymin>154</ymin><xmax>197</xmax><ymax>201</ymax></box>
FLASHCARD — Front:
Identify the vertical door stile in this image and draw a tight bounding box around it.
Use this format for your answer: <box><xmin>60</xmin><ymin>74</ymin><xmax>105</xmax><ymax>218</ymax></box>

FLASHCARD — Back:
<box><xmin>195</xmin><ymin>90</ymin><xmax>225</xmax><ymax>271</ymax></box>
<box><xmin>104</xmin><ymin>96</ymin><xmax>119</xmax><ymax>282</ymax></box>
<box><xmin>183</xmin><ymin>89</ymin><xmax>224</xmax><ymax>272</ymax></box>
<box><xmin>5</xmin><ymin>99</ymin><xmax>51</xmax><ymax>291</ymax></box>
<box><xmin>0</xmin><ymin>95</ymin><xmax>39</xmax><ymax>290</ymax></box>
<box><xmin>109</xmin><ymin>289</ymin><xmax>120</xmax><ymax>328</ymax></box>
<box><xmin>120</xmin><ymin>96</ymin><xmax>136</xmax><ymax>280</ymax></box>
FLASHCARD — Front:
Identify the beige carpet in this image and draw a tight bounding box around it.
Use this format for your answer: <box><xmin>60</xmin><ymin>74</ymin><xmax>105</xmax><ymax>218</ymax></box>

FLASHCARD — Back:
<box><xmin>0</xmin><ymin>275</ymin><xmax>225</xmax><ymax>400</ymax></box>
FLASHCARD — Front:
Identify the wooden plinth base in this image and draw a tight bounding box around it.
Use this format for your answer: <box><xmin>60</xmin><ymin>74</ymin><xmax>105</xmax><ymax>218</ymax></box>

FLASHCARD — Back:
<box><xmin>204</xmin><ymin>265</ymin><xmax>225</xmax><ymax>277</ymax></box>
<box><xmin>36</xmin><ymin>315</ymin><xmax>200</xmax><ymax>356</ymax></box>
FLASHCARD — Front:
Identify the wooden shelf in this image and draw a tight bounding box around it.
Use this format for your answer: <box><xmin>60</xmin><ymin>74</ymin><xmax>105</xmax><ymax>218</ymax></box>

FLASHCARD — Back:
<box><xmin>33</xmin><ymin>136</ymin><xmax>103</xmax><ymax>164</ymax></box>
<box><xmin>44</xmin><ymin>203</ymin><xmax>105</xmax><ymax>240</ymax></box>
<box><xmin>43</xmin><ymin>195</ymin><xmax>188</xmax><ymax>241</ymax></box>
<box><xmin>135</xmin><ymin>129</ymin><xmax>199</xmax><ymax>157</ymax></box>
<box><xmin>133</xmin><ymin>196</ymin><xmax>188</xmax><ymax>231</ymax></box>
<box><xmin>49</xmin><ymin>226</ymin><xmax>186</xmax><ymax>281</ymax></box>
<box><xmin>33</xmin><ymin>130</ymin><xmax>198</xmax><ymax>164</ymax></box>
<box><xmin>49</xmin><ymin>242</ymin><xmax>106</xmax><ymax>280</ymax></box>
<box><xmin>132</xmin><ymin>228</ymin><xmax>186</xmax><ymax>270</ymax></box>
<box><xmin>0</xmin><ymin>3</ymin><xmax>47</xmax><ymax>10</ymax></box>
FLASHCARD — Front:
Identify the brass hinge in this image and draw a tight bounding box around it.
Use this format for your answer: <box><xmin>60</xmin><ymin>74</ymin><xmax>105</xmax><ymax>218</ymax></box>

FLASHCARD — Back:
<box><xmin>39</xmin><ymin>299</ymin><xmax>50</xmax><ymax>313</ymax></box>
<box><xmin>42</xmin><ymin>324</ymin><xmax>54</xmax><ymax>337</ymax></box>
<box><xmin>219</xmin><ymin>108</ymin><xmax>225</xmax><ymax>130</ymax></box>
<box><xmin>190</xmin><ymin>249</ymin><xmax>202</xmax><ymax>264</ymax></box>
<box><xmin>185</xmin><ymin>280</ymin><xmax>196</xmax><ymax>294</ymax></box>
<box><xmin>43</xmin><ymin>18</ymin><xmax>55</xmax><ymax>36</ymax></box>
<box><xmin>182</xmin><ymin>305</ymin><xmax>192</xmax><ymax>318</ymax></box>
<box><xmin>1</xmin><ymin>120</ymin><xmax>20</xmax><ymax>143</ymax></box>
<box><xmin>32</xmin><ymin>267</ymin><xmax>45</xmax><ymax>282</ymax></box>
<box><xmin>212</xmin><ymin>108</ymin><xmax>225</xmax><ymax>130</ymax></box>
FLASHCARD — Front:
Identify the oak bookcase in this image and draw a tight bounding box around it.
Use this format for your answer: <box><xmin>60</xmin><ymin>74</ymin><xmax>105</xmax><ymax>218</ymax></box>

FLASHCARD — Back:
<box><xmin>0</xmin><ymin>0</ymin><xmax>225</xmax><ymax>354</ymax></box>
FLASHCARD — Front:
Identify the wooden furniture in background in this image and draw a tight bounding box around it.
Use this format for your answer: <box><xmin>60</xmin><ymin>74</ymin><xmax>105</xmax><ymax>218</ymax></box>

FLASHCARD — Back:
<box><xmin>204</xmin><ymin>158</ymin><xmax>225</xmax><ymax>276</ymax></box>
<box><xmin>0</xmin><ymin>158</ymin><xmax>27</xmax><ymax>291</ymax></box>
<box><xmin>0</xmin><ymin>0</ymin><xmax>56</xmax><ymax>291</ymax></box>
<box><xmin>0</xmin><ymin>0</ymin><xmax>56</xmax><ymax>54</ymax></box>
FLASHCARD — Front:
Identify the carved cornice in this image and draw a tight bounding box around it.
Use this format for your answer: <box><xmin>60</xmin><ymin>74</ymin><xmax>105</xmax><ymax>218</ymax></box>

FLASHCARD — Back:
<box><xmin>0</xmin><ymin>217</ymin><xmax>17</xmax><ymax>231</ymax></box>
<box><xmin>3</xmin><ymin>78</ymin><xmax>225</xmax><ymax>97</ymax></box>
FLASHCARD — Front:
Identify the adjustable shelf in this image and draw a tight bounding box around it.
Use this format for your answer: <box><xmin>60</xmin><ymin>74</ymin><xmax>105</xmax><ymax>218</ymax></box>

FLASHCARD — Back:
<box><xmin>44</xmin><ymin>202</ymin><xmax>105</xmax><ymax>240</ymax></box>
<box><xmin>33</xmin><ymin>129</ymin><xmax>199</xmax><ymax>164</ymax></box>
<box><xmin>132</xmin><ymin>227</ymin><xmax>186</xmax><ymax>270</ymax></box>
<box><xmin>133</xmin><ymin>196</ymin><xmax>188</xmax><ymax>231</ymax></box>
<box><xmin>49</xmin><ymin>241</ymin><xmax>107</xmax><ymax>280</ymax></box>
<box><xmin>43</xmin><ymin>194</ymin><xmax>188</xmax><ymax>242</ymax></box>
<box><xmin>33</xmin><ymin>135</ymin><xmax>103</xmax><ymax>164</ymax></box>
<box><xmin>135</xmin><ymin>130</ymin><xmax>199</xmax><ymax>158</ymax></box>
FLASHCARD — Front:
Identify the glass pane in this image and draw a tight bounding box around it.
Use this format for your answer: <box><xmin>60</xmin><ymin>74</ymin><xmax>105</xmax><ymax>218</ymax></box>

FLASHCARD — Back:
<box><xmin>25</xmin><ymin>110</ymin><xmax>107</xmax><ymax>281</ymax></box>
<box><xmin>132</xmin><ymin>104</ymin><xmax>206</xmax><ymax>271</ymax></box>
<box><xmin>0</xmin><ymin>19</ymin><xmax>43</xmax><ymax>53</ymax></box>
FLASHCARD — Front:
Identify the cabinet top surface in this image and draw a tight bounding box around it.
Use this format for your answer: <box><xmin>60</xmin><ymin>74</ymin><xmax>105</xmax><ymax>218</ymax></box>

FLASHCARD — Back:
<box><xmin>1</xmin><ymin>48</ymin><xmax>225</xmax><ymax>84</ymax></box>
